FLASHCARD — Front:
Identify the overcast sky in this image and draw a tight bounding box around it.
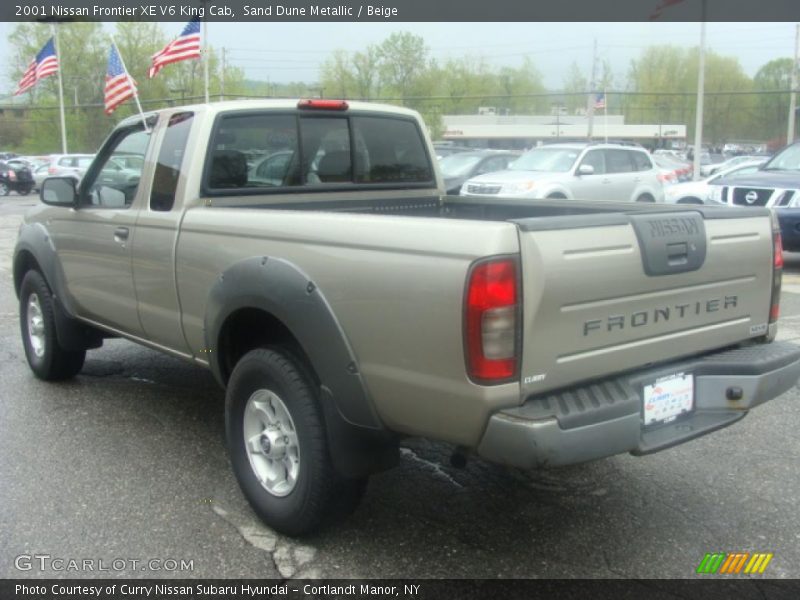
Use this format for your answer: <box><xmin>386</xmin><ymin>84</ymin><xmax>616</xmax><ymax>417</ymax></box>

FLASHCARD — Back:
<box><xmin>0</xmin><ymin>21</ymin><xmax>797</xmax><ymax>95</ymax></box>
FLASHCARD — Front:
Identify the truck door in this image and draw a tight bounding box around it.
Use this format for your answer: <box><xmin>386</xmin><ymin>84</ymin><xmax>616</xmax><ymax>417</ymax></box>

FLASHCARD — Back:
<box><xmin>49</xmin><ymin>121</ymin><xmax>153</xmax><ymax>335</ymax></box>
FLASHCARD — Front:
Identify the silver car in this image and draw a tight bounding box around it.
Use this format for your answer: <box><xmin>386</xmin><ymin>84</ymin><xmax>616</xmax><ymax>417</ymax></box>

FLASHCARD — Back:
<box><xmin>460</xmin><ymin>143</ymin><xmax>665</xmax><ymax>202</ymax></box>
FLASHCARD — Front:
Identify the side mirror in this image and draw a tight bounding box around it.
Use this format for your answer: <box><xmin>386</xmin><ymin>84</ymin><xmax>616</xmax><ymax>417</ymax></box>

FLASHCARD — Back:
<box><xmin>41</xmin><ymin>177</ymin><xmax>78</xmax><ymax>208</ymax></box>
<box><xmin>577</xmin><ymin>164</ymin><xmax>595</xmax><ymax>176</ymax></box>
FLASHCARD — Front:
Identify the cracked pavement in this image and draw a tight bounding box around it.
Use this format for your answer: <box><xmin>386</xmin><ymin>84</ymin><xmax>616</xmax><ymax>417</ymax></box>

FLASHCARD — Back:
<box><xmin>2</xmin><ymin>193</ymin><xmax>800</xmax><ymax>579</ymax></box>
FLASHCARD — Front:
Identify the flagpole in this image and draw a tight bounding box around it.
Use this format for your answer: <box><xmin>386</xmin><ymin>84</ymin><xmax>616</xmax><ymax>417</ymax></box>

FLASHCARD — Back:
<box><xmin>110</xmin><ymin>38</ymin><xmax>150</xmax><ymax>133</ymax></box>
<box><xmin>52</xmin><ymin>24</ymin><xmax>67</xmax><ymax>154</ymax></box>
<box><xmin>604</xmin><ymin>87</ymin><xmax>608</xmax><ymax>143</ymax></box>
<box><xmin>203</xmin><ymin>16</ymin><xmax>210</xmax><ymax>103</ymax></box>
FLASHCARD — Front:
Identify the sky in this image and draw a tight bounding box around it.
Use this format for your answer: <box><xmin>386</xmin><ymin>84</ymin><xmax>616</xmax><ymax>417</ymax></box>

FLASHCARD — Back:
<box><xmin>0</xmin><ymin>21</ymin><xmax>797</xmax><ymax>95</ymax></box>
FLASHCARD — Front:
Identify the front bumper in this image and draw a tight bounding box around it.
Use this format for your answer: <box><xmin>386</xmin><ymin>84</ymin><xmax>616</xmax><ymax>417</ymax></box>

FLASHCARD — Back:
<box><xmin>477</xmin><ymin>341</ymin><xmax>800</xmax><ymax>468</ymax></box>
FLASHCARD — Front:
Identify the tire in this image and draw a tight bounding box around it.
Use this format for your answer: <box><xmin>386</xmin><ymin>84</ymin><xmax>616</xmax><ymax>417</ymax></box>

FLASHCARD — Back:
<box><xmin>677</xmin><ymin>197</ymin><xmax>703</xmax><ymax>205</ymax></box>
<box><xmin>225</xmin><ymin>347</ymin><xmax>364</xmax><ymax>536</ymax></box>
<box><xmin>18</xmin><ymin>186</ymin><xmax>33</xmax><ymax>196</ymax></box>
<box><xmin>636</xmin><ymin>193</ymin><xmax>656</xmax><ymax>203</ymax></box>
<box><xmin>19</xmin><ymin>270</ymin><xmax>86</xmax><ymax>380</ymax></box>
<box><xmin>547</xmin><ymin>193</ymin><xmax>567</xmax><ymax>199</ymax></box>
<box><xmin>0</xmin><ymin>182</ymin><xmax>9</xmax><ymax>196</ymax></box>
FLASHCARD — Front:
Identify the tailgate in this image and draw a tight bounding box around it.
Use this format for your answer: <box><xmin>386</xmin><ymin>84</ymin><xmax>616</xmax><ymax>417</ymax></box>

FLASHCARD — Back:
<box><xmin>515</xmin><ymin>208</ymin><xmax>774</xmax><ymax>399</ymax></box>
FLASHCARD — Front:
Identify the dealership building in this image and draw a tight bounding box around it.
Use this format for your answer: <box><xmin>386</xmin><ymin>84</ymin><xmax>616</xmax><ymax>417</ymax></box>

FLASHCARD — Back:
<box><xmin>440</xmin><ymin>112</ymin><xmax>687</xmax><ymax>150</ymax></box>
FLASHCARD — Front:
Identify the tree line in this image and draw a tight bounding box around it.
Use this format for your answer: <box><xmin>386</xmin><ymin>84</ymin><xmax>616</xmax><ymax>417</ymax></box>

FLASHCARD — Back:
<box><xmin>1</xmin><ymin>26</ymin><xmax>797</xmax><ymax>153</ymax></box>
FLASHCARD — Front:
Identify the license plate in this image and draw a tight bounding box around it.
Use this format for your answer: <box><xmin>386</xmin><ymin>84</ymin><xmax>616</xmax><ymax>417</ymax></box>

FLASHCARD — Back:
<box><xmin>643</xmin><ymin>372</ymin><xmax>694</xmax><ymax>427</ymax></box>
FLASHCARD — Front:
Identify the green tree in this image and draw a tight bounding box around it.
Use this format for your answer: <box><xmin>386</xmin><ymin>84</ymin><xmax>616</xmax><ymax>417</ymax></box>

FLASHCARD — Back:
<box><xmin>752</xmin><ymin>58</ymin><xmax>794</xmax><ymax>143</ymax></box>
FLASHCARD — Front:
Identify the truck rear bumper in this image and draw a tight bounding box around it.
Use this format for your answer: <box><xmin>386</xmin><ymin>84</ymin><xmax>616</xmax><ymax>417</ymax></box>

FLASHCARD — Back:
<box><xmin>477</xmin><ymin>341</ymin><xmax>800</xmax><ymax>469</ymax></box>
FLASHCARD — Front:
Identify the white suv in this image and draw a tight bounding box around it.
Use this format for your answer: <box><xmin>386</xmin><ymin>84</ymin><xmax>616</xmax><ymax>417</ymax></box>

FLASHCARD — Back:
<box><xmin>460</xmin><ymin>143</ymin><xmax>665</xmax><ymax>203</ymax></box>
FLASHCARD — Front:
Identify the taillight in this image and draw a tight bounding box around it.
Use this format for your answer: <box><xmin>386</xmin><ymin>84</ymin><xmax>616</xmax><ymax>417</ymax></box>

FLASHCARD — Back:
<box><xmin>8</xmin><ymin>170</ymin><xmax>16</xmax><ymax>181</ymax></box>
<box><xmin>464</xmin><ymin>257</ymin><xmax>520</xmax><ymax>383</ymax></box>
<box><xmin>770</xmin><ymin>213</ymin><xmax>783</xmax><ymax>325</ymax></box>
<box><xmin>297</xmin><ymin>99</ymin><xmax>349</xmax><ymax>111</ymax></box>
<box><xmin>48</xmin><ymin>166</ymin><xmax>57</xmax><ymax>175</ymax></box>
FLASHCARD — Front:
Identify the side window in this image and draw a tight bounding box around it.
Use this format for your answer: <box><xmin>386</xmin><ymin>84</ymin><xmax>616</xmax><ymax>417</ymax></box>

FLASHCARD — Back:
<box><xmin>631</xmin><ymin>151</ymin><xmax>653</xmax><ymax>171</ymax></box>
<box><xmin>579</xmin><ymin>149</ymin><xmax>606</xmax><ymax>174</ymax></box>
<box><xmin>605</xmin><ymin>149</ymin><xmax>635</xmax><ymax>174</ymax></box>
<box><xmin>300</xmin><ymin>118</ymin><xmax>351</xmax><ymax>184</ymax></box>
<box><xmin>208</xmin><ymin>114</ymin><xmax>299</xmax><ymax>190</ymax></box>
<box><xmin>351</xmin><ymin>116</ymin><xmax>433</xmax><ymax>183</ymax></box>
<box><xmin>151</xmin><ymin>112</ymin><xmax>193</xmax><ymax>211</ymax></box>
<box><xmin>82</xmin><ymin>126</ymin><xmax>150</xmax><ymax>209</ymax></box>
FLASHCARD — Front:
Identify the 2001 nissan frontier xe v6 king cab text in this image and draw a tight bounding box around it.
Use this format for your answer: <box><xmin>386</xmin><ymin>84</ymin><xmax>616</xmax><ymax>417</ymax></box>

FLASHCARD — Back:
<box><xmin>13</xmin><ymin>99</ymin><xmax>800</xmax><ymax>535</ymax></box>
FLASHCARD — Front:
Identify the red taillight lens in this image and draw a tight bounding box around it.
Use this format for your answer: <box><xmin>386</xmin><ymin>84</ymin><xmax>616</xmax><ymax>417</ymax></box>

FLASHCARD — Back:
<box><xmin>465</xmin><ymin>258</ymin><xmax>519</xmax><ymax>382</ymax></box>
<box><xmin>48</xmin><ymin>166</ymin><xmax>57</xmax><ymax>175</ymax></box>
<box><xmin>9</xmin><ymin>171</ymin><xmax>16</xmax><ymax>181</ymax></box>
<box><xmin>297</xmin><ymin>99</ymin><xmax>349</xmax><ymax>111</ymax></box>
<box><xmin>774</xmin><ymin>233</ymin><xmax>784</xmax><ymax>269</ymax></box>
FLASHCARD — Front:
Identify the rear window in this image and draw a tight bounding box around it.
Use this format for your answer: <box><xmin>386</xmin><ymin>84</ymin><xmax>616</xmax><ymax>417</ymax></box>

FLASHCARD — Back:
<box><xmin>205</xmin><ymin>111</ymin><xmax>433</xmax><ymax>193</ymax></box>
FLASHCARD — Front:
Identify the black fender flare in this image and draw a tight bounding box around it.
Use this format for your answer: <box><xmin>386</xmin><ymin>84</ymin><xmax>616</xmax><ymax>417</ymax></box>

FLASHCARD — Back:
<box><xmin>204</xmin><ymin>256</ymin><xmax>382</xmax><ymax>431</ymax></box>
<box><xmin>13</xmin><ymin>223</ymin><xmax>102</xmax><ymax>351</ymax></box>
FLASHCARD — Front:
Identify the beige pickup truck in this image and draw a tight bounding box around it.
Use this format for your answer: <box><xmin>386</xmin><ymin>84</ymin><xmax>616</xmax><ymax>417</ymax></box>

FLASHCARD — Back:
<box><xmin>13</xmin><ymin>100</ymin><xmax>800</xmax><ymax>535</ymax></box>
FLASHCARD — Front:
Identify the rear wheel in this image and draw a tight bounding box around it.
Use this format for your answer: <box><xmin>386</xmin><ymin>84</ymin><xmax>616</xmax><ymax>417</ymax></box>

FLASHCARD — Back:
<box><xmin>636</xmin><ymin>193</ymin><xmax>656</xmax><ymax>203</ymax></box>
<box><xmin>225</xmin><ymin>347</ymin><xmax>365</xmax><ymax>535</ymax></box>
<box><xmin>678</xmin><ymin>197</ymin><xmax>703</xmax><ymax>204</ymax></box>
<box><xmin>19</xmin><ymin>270</ymin><xmax>85</xmax><ymax>380</ymax></box>
<box><xmin>0</xmin><ymin>182</ymin><xmax>9</xmax><ymax>196</ymax></box>
<box><xmin>18</xmin><ymin>185</ymin><xmax>33</xmax><ymax>196</ymax></box>
<box><xmin>547</xmin><ymin>192</ymin><xmax>567</xmax><ymax>199</ymax></box>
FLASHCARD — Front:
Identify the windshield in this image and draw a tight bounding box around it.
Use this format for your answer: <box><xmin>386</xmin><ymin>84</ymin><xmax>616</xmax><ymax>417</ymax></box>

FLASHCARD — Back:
<box><xmin>509</xmin><ymin>148</ymin><xmax>580</xmax><ymax>172</ymax></box>
<box><xmin>439</xmin><ymin>154</ymin><xmax>482</xmax><ymax>177</ymax></box>
<box><xmin>764</xmin><ymin>144</ymin><xmax>800</xmax><ymax>171</ymax></box>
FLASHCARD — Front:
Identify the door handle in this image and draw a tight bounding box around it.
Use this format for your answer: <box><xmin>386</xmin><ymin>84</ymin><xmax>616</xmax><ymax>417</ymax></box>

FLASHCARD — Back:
<box><xmin>114</xmin><ymin>227</ymin><xmax>129</xmax><ymax>242</ymax></box>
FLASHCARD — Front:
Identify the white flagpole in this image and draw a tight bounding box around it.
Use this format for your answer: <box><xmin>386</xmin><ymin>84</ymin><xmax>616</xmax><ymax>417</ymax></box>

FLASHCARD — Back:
<box><xmin>110</xmin><ymin>38</ymin><xmax>150</xmax><ymax>133</ymax></box>
<box><xmin>604</xmin><ymin>88</ymin><xmax>608</xmax><ymax>143</ymax></box>
<box><xmin>52</xmin><ymin>24</ymin><xmax>68</xmax><ymax>154</ymax></box>
<box><xmin>203</xmin><ymin>17</ymin><xmax>210</xmax><ymax>103</ymax></box>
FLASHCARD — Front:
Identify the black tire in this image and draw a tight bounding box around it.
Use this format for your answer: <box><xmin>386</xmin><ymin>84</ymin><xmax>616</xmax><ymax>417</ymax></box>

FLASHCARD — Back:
<box><xmin>225</xmin><ymin>347</ymin><xmax>364</xmax><ymax>536</ymax></box>
<box><xmin>677</xmin><ymin>197</ymin><xmax>703</xmax><ymax>205</ymax></box>
<box><xmin>19</xmin><ymin>270</ymin><xmax>86</xmax><ymax>380</ymax></box>
<box><xmin>0</xmin><ymin>182</ymin><xmax>10</xmax><ymax>196</ymax></box>
<box><xmin>547</xmin><ymin>193</ymin><xmax>567</xmax><ymax>199</ymax></box>
<box><xmin>636</xmin><ymin>193</ymin><xmax>656</xmax><ymax>203</ymax></box>
<box><xmin>18</xmin><ymin>186</ymin><xmax>33</xmax><ymax>196</ymax></box>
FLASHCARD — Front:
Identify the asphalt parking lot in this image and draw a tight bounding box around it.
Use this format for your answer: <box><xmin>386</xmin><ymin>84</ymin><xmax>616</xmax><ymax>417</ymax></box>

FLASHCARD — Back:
<box><xmin>2</xmin><ymin>191</ymin><xmax>800</xmax><ymax>579</ymax></box>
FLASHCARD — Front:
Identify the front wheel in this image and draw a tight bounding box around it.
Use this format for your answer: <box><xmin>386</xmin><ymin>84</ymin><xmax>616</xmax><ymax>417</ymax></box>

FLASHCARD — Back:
<box><xmin>18</xmin><ymin>185</ymin><xmax>33</xmax><ymax>196</ymax></box>
<box><xmin>0</xmin><ymin>182</ymin><xmax>9</xmax><ymax>196</ymax></box>
<box><xmin>19</xmin><ymin>270</ymin><xmax>86</xmax><ymax>380</ymax></box>
<box><xmin>225</xmin><ymin>347</ymin><xmax>364</xmax><ymax>535</ymax></box>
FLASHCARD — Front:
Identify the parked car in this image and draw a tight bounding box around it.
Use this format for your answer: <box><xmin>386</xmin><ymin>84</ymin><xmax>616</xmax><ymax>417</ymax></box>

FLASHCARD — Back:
<box><xmin>460</xmin><ymin>142</ymin><xmax>665</xmax><ymax>202</ymax></box>
<box><xmin>47</xmin><ymin>154</ymin><xmax>96</xmax><ymax>182</ymax></box>
<box><xmin>32</xmin><ymin>164</ymin><xmax>51</xmax><ymax>192</ymax></box>
<box><xmin>701</xmin><ymin>154</ymin><xmax>765</xmax><ymax>177</ymax></box>
<box><xmin>433</xmin><ymin>144</ymin><xmax>473</xmax><ymax>160</ymax></box>
<box><xmin>664</xmin><ymin>160</ymin><xmax>766</xmax><ymax>204</ymax></box>
<box><xmin>712</xmin><ymin>141</ymin><xmax>800</xmax><ymax>250</ymax></box>
<box><xmin>0</xmin><ymin>159</ymin><xmax>34</xmax><ymax>195</ymax></box>
<box><xmin>439</xmin><ymin>150</ymin><xmax>519</xmax><ymax>194</ymax></box>
<box><xmin>653</xmin><ymin>155</ymin><xmax>692</xmax><ymax>185</ymax></box>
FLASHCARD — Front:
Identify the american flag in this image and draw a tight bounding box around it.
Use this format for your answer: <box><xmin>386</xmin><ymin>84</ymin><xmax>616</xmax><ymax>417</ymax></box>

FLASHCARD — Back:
<box><xmin>649</xmin><ymin>0</ymin><xmax>686</xmax><ymax>20</ymax></box>
<box><xmin>594</xmin><ymin>93</ymin><xmax>606</xmax><ymax>110</ymax></box>
<box><xmin>104</xmin><ymin>44</ymin><xmax>137</xmax><ymax>115</ymax></box>
<box><xmin>148</xmin><ymin>19</ymin><xmax>202</xmax><ymax>79</ymax></box>
<box><xmin>14</xmin><ymin>38</ymin><xmax>59</xmax><ymax>96</ymax></box>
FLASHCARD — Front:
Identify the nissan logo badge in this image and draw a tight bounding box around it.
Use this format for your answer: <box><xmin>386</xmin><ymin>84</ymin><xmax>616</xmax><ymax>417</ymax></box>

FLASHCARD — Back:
<box><xmin>745</xmin><ymin>191</ymin><xmax>758</xmax><ymax>204</ymax></box>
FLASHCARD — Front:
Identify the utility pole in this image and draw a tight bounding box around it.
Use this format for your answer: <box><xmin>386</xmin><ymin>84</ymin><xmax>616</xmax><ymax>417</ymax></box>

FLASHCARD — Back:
<box><xmin>692</xmin><ymin>0</ymin><xmax>707</xmax><ymax>181</ymax></box>
<box><xmin>788</xmin><ymin>23</ymin><xmax>799</xmax><ymax>144</ymax></box>
<box><xmin>587</xmin><ymin>38</ymin><xmax>598</xmax><ymax>140</ymax></box>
